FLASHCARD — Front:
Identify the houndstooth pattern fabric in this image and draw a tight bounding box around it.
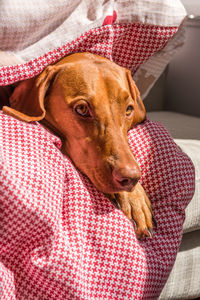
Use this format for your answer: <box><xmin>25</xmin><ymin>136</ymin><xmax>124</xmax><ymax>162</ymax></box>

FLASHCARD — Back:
<box><xmin>0</xmin><ymin>0</ymin><xmax>187</xmax><ymax>86</ymax></box>
<box><xmin>0</xmin><ymin>23</ymin><xmax>178</xmax><ymax>86</ymax></box>
<box><xmin>0</xmin><ymin>112</ymin><xmax>195</xmax><ymax>299</ymax></box>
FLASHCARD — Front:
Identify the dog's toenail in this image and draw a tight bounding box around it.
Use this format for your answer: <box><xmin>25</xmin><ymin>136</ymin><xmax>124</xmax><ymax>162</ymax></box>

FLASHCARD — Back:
<box><xmin>152</xmin><ymin>215</ymin><xmax>158</xmax><ymax>228</ymax></box>
<box><xmin>147</xmin><ymin>228</ymin><xmax>153</xmax><ymax>239</ymax></box>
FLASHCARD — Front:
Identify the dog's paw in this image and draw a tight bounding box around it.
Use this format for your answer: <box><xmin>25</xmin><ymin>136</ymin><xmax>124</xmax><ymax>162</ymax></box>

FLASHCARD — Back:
<box><xmin>114</xmin><ymin>183</ymin><xmax>156</xmax><ymax>240</ymax></box>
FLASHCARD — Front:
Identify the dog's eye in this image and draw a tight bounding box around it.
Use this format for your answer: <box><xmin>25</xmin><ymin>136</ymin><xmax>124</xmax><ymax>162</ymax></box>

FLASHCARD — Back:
<box><xmin>75</xmin><ymin>103</ymin><xmax>91</xmax><ymax>117</ymax></box>
<box><xmin>126</xmin><ymin>105</ymin><xmax>134</xmax><ymax>117</ymax></box>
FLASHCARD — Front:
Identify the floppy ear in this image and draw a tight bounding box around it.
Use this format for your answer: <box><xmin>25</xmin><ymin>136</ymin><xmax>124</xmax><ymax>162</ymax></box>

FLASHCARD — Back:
<box><xmin>3</xmin><ymin>65</ymin><xmax>58</xmax><ymax>122</ymax></box>
<box><xmin>126</xmin><ymin>70</ymin><xmax>146</xmax><ymax>126</ymax></box>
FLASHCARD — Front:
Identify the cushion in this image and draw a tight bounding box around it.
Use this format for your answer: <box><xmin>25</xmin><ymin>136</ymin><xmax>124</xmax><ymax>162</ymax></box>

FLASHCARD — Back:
<box><xmin>147</xmin><ymin>111</ymin><xmax>200</xmax><ymax>232</ymax></box>
<box><xmin>175</xmin><ymin>139</ymin><xmax>200</xmax><ymax>233</ymax></box>
<box><xmin>147</xmin><ymin>111</ymin><xmax>200</xmax><ymax>140</ymax></box>
<box><xmin>0</xmin><ymin>112</ymin><xmax>195</xmax><ymax>299</ymax></box>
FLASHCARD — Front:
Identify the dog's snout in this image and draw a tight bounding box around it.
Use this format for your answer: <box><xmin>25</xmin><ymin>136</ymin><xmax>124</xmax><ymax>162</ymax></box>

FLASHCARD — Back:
<box><xmin>112</xmin><ymin>166</ymin><xmax>141</xmax><ymax>191</ymax></box>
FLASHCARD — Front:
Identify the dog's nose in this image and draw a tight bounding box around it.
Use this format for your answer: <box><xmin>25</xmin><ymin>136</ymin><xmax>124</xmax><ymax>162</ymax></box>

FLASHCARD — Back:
<box><xmin>112</xmin><ymin>166</ymin><xmax>141</xmax><ymax>191</ymax></box>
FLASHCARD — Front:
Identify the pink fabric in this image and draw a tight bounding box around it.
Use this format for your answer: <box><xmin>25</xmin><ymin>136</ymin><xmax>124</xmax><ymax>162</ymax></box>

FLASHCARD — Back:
<box><xmin>0</xmin><ymin>23</ymin><xmax>177</xmax><ymax>86</ymax></box>
<box><xmin>0</xmin><ymin>112</ymin><xmax>195</xmax><ymax>299</ymax></box>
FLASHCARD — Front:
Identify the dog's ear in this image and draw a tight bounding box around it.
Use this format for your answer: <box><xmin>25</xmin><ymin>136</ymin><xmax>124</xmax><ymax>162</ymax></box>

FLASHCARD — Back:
<box><xmin>126</xmin><ymin>70</ymin><xmax>146</xmax><ymax>125</ymax></box>
<box><xmin>2</xmin><ymin>65</ymin><xmax>58</xmax><ymax>122</ymax></box>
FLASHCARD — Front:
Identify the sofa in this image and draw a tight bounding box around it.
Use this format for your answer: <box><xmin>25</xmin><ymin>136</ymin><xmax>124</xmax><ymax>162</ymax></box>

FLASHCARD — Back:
<box><xmin>144</xmin><ymin>13</ymin><xmax>200</xmax><ymax>299</ymax></box>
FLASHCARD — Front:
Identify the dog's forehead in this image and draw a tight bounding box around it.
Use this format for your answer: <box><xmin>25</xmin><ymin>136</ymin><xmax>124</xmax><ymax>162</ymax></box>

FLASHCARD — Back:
<box><xmin>55</xmin><ymin>59</ymin><xmax>130</xmax><ymax>101</ymax></box>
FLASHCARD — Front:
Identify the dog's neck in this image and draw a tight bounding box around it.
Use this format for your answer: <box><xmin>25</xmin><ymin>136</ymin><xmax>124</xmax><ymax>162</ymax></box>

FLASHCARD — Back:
<box><xmin>40</xmin><ymin>118</ymin><xmax>65</xmax><ymax>141</ymax></box>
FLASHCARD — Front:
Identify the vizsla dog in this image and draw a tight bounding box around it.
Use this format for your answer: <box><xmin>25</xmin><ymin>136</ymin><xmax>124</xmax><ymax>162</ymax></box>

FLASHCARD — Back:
<box><xmin>2</xmin><ymin>52</ymin><xmax>155</xmax><ymax>239</ymax></box>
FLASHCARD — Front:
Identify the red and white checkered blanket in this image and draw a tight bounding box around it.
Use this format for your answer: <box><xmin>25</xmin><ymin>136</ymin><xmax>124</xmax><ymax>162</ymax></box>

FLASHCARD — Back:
<box><xmin>0</xmin><ymin>113</ymin><xmax>195</xmax><ymax>299</ymax></box>
<box><xmin>0</xmin><ymin>1</ymin><xmax>195</xmax><ymax>299</ymax></box>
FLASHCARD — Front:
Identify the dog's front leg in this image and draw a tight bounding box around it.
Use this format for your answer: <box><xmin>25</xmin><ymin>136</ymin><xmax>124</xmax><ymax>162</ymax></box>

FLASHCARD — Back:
<box><xmin>110</xmin><ymin>183</ymin><xmax>156</xmax><ymax>239</ymax></box>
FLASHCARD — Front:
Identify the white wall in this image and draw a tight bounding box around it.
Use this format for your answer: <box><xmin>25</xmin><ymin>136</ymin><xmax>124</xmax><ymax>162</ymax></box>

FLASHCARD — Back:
<box><xmin>181</xmin><ymin>0</ymin><xmax>200</xmax><ymax>15</ymax></box>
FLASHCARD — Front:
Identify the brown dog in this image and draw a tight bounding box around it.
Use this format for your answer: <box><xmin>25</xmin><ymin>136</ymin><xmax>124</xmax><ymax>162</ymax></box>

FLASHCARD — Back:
<box><xmin>2</xmin><ymin>52</ymin><xmax>154</xmax><ymax>239</ymax></box>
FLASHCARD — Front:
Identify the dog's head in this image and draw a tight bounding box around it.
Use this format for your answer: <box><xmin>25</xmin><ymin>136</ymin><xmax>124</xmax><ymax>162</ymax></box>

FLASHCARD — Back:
<box><xmin>3</xmin><ymin>53</ymin><xmax>146</xmax><ymax>193</ymax></box>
